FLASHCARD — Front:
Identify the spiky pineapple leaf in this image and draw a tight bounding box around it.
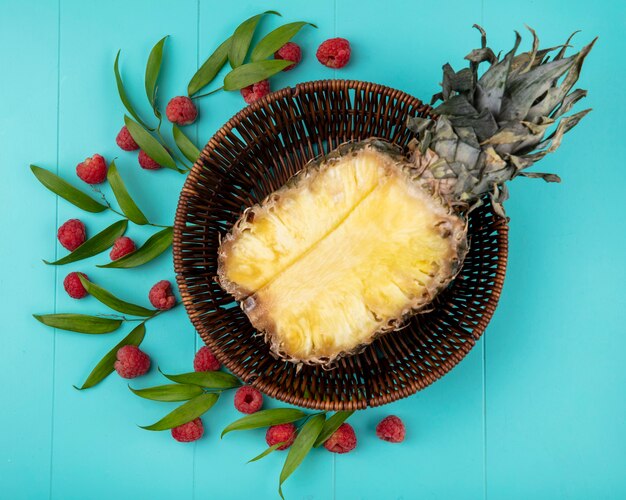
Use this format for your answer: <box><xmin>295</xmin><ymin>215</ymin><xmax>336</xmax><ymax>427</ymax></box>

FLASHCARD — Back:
<box><xmin>475</xmin><ymin>32</ymin><xmax>521</xmax><ymax>115</ymax></box>
<box><xmin>414</xmin><ymin>26</ymin><xmax>596</xmax><ymax>213</ymax></box>
<box><xmin>500</xmin><ymin>55</ymin><xmax>577</xmax><ymax>121</ymax></box>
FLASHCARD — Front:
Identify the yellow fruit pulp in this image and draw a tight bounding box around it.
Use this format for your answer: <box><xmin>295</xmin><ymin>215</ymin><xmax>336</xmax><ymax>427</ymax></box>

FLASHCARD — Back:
<box><xmin>219</xmin><ymin>148</ymin><xmax>460</xmax><ymax>362</ymax></box>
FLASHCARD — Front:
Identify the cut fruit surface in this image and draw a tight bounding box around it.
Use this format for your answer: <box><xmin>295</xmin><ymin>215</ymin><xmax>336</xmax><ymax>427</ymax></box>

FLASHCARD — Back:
<box><xmin>218</xmin><ymin>141</ymin><xmax>467</xmax><ymax>364</ymax></box>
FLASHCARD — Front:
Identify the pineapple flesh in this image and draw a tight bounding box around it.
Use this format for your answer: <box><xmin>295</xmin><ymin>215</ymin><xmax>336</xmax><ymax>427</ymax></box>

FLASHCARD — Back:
<box><xmin>218</xmin><ymin>144</ymin><xmax>466</xmax><ymax>364</ymax></box>
<box><xmin>218</xmin><ymin>27</ymin><xmax>594</xmax><ymax>366</ymax></box>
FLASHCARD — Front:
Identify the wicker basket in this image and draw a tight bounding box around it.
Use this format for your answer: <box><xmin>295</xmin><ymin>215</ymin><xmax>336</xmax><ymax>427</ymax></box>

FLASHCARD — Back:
<box><xmin>173</xmin><ymin>80</ymin><xmax>508</xmax><ymax>410</ymax></box>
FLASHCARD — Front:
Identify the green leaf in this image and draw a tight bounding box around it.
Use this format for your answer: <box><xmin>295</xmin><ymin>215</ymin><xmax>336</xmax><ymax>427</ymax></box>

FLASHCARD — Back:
<box><xmin>77</xmin><ymin>275</ymin><xmax>155</xmax><ymax>317</ymax></box>
<box><xmin>30</xmin><ymin>165</ymin><xmax>107</xmax><ymax>213</ymax></box>
<box><xmin>75</xmin><ymin>322</ymin><xmax>146</xmax><ymax>389</ymax></box>
<box><xmin>223</xmin><ymin>60</ymin><xmax>291</xmax><ymax>91</ymax></box>
<box><xmin>314</xmin><ymin>411</ymin><xmax>354</xmax><ymax>447</ymax></box>
<box><xmin>172</xmin><ymin>125</ymin><xmax>201</xmax><ymax>164</ymax></box>
<box><xmin>124</xmin><ymin>115</ymin><xmax>177</xmax><ymax>171</ymax></box>
<box><xmin>247</xmin><ymin>442</ymin><xmax>287</xmax><ymax>463</ymax></box>
<box><xmin>279</xmin><ymin>414</ymin><xmax>325</xmax><ymax>499</ymax></box>
<box><xmin>114</xmin><ymin>51</ymin><xmax>151</xmax><ymax>130</ymax></box>
<box><xmin>250</xmin><ymin>22</ymin><xmax>316</xmax><ymax>62</ymax></box>
<box><xmin>229</xmin><ymin>11</ymin><xmax>281</xmax><ymax>68</ymax></box>
<box><xmin>107</xmin><ymin>161</ymin><xmax>149</xmax><ymax>225</ymax></box>
<box><xmin>129</xmin><ymin>383</ymin><xmax>204</xmax><ymax>402</ymax></box>
<box><xmin>98</xmin><ymin>226</ymin><xmax>172</xmax><ymax>269</ymax></box>
<box><xmin>145</xmin><ymin>36</ymin><xmax>168</xmax><ymax>110</ymax></box>
<box><xmin>33</xmin><ymin>314</ymin><xmax>122</xmax><ymax>334</ymax></box>
<box><xmin>140</xmin><ymin>393</ymin><xmax>219</xmax><ymax>431</ymax></box>
<box><xmin>161</xmin><ymin>370</ymin><xmax>241</xmax><ymax>390</ymax></box>
<box><xmin>222</xmin><ymin>409</ymin><xmax>307</xmax><ymax>438</ymax></box>
<box><xmin>45</xmin><ymin>220</ymin><xmax>127</xmax><ymax>266</ymax></box>
<box><xmin>188</xmin><ymin>37</ymin><xmax>231</xmax><ymax>96</ymax></box>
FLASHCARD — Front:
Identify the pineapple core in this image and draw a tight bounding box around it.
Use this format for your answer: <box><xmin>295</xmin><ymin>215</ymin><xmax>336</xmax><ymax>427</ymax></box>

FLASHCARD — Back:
<box><xmin>218</xmin><ymin>147</ymin><xmax>462</xmax><ymax>363</ymax></box>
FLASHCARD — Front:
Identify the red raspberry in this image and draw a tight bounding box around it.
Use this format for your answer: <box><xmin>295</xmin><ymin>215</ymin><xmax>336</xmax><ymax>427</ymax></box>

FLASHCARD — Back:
<box><xmin>323</xmin><ymin>423</ymin><xmax>357</xmax><ymax>453</ymax></box>
<box><xmin>194</xmin><ymin>346</ymin><xmax>221</xmax><ymax>372</ymax></box>
<box><xmin>241</xmin><ymin>80</ymin><xmax>271</xmax><ymax>104</ymax></box>
<box><xmin>266</xmin><ymin>423</ymin><xmax>297</xmax><ymax>450</ymax></box>
<box><xmin>171</xmin><ymin>418</ymin><xmax>204</xmax><ymax>442</ymax></box>
<box><xmin>76</xmin><ymin>154</ymin><xmax>107</xmax><ymax>184</ymax></box>
<box><xmin>376</xmin><ymin>415</ymin><xmax>406</xmax><ymax>443</ymax></box>
<box><xmin>57</xmin><ymin>219</ymin><xmax>86</xmax><ymax>251</ymax></box>
<box><xmin>166</xmin><ymin>96</ymin><xmax>198</xmax><ymax>126</ymax></box>
<box><xmin>274</xmin><ymin>42</ymin><xmax>302</xmax><ymax>71</ymax></box>
<box><xmin>109</xmin><ymin>236</ymin><xmax>135</xmax><ymax>260</ymax></box>
<box><xmin>116</xmin><ymin>125</ymin><xmax>139</xmax><ymax>151</ymax></box>
<box><xmin>63</xmin><ymin>272</ymin><xmax>88</xmax><ymax>299</ymax></box>
<box><xmin>138</xmin><ymin>150</ymin><xmax>162</xmax><ymax>170</ymax></box>
<box><xmin>148</xmin><ymin>280</ymin><xmax>176</xmax><ymax>310</ymax></box>
<box><xmin>114</xmin><ymin>345</ymin><xmax>150</xmax><ymax>379</ymax></box>
<box><xmin>234</xmin><ymin>386</ymin><xmax>263</xmax><ymax>414</ymax></box>
<box><xmin>316</xmin><ymin>38</ymin><xmax>351</xmax><ymax>69</ymax></box>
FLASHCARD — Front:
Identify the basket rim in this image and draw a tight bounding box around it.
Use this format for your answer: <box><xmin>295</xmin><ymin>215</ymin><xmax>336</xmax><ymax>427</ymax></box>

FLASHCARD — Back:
<box><xmin>173</xmin><ymin>78</ymin><xmax>509</xmax><ymax>410</ymax></box>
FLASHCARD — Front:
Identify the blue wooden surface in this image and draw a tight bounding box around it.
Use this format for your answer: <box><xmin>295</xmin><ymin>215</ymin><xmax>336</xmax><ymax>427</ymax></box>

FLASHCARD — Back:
<box><xmin>1</xmin><ymin>0</ymin><xmax>625</xmax><ymax>498</ymax></box>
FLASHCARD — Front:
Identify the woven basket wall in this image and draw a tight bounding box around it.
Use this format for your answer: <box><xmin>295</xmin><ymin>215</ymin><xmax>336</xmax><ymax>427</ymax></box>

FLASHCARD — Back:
<box><xmin>174</xmin><ymin>80</ymin><xmax>508</xmax><ymax>410</ymax></box>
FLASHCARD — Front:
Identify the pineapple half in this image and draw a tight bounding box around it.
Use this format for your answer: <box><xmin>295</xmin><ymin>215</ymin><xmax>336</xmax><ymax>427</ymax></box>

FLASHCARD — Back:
<box><xmin>218</xmin><ymin>142</ymin><xmax>467</xmax><ymax>363</ymax></box>
<box><xmin>218</xmin><ymin>27</ymin><xmax>595</xmax><ymax>366</ymax></box>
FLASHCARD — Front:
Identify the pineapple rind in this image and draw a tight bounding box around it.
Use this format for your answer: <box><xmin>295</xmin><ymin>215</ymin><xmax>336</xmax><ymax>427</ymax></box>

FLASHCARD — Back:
<box><xmin>218</xmin><ymin>140</ymin><xmax>467</xmax><ymax>365</ymax></box>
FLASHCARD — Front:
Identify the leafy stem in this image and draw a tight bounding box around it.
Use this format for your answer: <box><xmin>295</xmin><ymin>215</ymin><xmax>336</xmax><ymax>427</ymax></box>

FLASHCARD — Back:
<box><xmin>96</xmin><ymin>308</ymin><xmax>169</xmax><ymax>323</ymax></box>
<box><xmin>298</xmin><ymin>411</ymin><xmax>327</xmax><ymax>428</ymax></box>
<box><xmin>91</xmin><ymin>186</ymin><xmax>170</xmax><ymax>228</ymax></box>
<box><xmin>155</xmin><ymin>128</ymin><xmax>192</xmax><ymax>171</ymax></box>
<box><xmin>66</xmin><ymin>299</ymin><xmax>179</xmax><ymax>390</ymax></box>
<box><xmin>191</xmin><ymin>86</ymin><xmax>223</xmax><ymax>100</ymax></box>
<box><xmin>96</xmin><ymin>314</ymin><xmax>146</xmax><ymax>322</ymax></box>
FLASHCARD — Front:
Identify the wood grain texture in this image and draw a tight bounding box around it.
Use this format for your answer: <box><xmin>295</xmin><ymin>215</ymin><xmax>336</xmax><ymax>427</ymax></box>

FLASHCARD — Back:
<box><xmin>0</xmin><ymin>1</ymin><xmax>59</xmax><ymax>497</ymax></box>
<box><xmin>0</xmin><ymin>0</ymin><xmax>624</xmax><ymax>499</ymax></box>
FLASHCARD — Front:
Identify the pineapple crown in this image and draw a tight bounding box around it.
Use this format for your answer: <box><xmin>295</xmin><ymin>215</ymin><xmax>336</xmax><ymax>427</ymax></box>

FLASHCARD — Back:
<box><xmin>408</xmin><ymin>26</ymin><xmax>597</xmax><ymax>216</ymax></box>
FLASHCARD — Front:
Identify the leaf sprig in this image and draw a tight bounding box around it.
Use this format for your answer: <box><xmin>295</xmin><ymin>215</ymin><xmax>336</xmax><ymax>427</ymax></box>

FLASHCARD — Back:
<box><xmin>115</xmin><ymin>38</ymin><xmax>193</xmax><ymax>173</ymax></box>
<box><xmin>78</xmin><ymin>275</ymin><xmax>157</xmax><ymax>317</ymax></box>
<box><xmin>130</xmin><ymin>366</ymin><xmax>354</xmax><ymax>498</ymax></box>
<box><xmin>97</xmin><ymin>226</ymin><xmax>173</xmax><ymax>269</ymax></box>
<box><xmin>31</xmin><ymin>163</ymin><xmax>172</xmax><ymax>268</ymax></box>
<box><xmin>76</xmin><ymin>322</ymin><xmax>147</xmax><ymax>390</ymax></box>
<box><xmin>224</xmin><ymin>407</ymin><xmax>353</xmax><ymax>497</ymax></box>
<box><xmin>187</xmin><ymin>11</ymin><xmax>316</xmax><ymax>98</ymax></box>
<box><xmin>131</xmin><ymin>369</ymin><xmax>240</xmax><ymax>430</ymax></box>
<box><xmin>34</xmin><ymin>278</ymin><xmax>176</xmax><ymax>389</ymax></box>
